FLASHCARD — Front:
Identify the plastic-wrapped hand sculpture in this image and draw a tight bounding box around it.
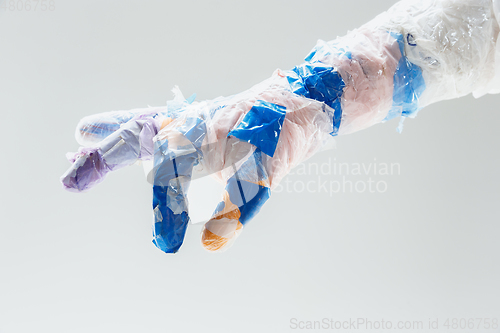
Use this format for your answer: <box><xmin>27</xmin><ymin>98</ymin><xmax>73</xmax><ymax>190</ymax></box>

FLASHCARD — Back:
<box><xmin>61</xmin><ymin>0</ymin><xmax>500</xmax><ymax>253</ymax></box>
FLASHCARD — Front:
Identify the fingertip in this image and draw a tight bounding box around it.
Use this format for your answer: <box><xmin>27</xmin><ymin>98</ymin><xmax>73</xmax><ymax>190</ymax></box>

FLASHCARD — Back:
<box><xmin>201</xmin><ymin>221</ymin><xmax>243</xmax><ymax>253</ymax></box>
<box><xmin>201</xmin><ymin>228</ymin><xmax>231</xmax><ymax>252</ymax></box>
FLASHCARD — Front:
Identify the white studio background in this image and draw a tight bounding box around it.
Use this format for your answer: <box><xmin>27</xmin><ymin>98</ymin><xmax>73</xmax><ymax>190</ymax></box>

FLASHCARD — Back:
<box><xmin>1</xmin><ymin>0</ymin><xmax>499</xmax><ymax>332</ymax></box>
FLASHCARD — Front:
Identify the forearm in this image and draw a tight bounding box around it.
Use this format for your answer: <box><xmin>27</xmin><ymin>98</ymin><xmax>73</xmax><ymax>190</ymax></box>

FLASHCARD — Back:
<box><xmin>285</xmin><ymin>0</ymin><xmax>500</xmax><ymax>136</ymax></box>
<box><xmin>379</xmin><ymin>0</ymin><xmax>500</xmax><ymax>104</ymax></box>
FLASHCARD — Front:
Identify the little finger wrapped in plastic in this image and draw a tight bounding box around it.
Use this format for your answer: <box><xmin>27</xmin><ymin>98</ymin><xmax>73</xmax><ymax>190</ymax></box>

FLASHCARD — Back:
<box><xmin>61</xmin><ymin>0</ymin><xmax>500</xmax><ymax>253</ymax></box>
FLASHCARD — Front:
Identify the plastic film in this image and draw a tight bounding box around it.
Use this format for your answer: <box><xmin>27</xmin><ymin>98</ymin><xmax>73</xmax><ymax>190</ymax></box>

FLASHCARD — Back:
<box><xmin>62</xmin><ymin>0</ymin><xmax>500</xmax><ymax>253</ymax></box>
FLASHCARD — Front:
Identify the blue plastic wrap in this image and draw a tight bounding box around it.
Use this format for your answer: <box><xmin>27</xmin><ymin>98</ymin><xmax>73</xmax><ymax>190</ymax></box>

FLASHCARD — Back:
<box><xmin>228</xmin><ymin>100</ymin><xmax>286</xmax><ymax>157</ymax></box>
<box><xmin>384</xmin><ymin>32</ymin><xmax>426</xmax><ymax>121</ymax></box>
<box><xmin>286</xmin><ymin>62</ymin><xmax>345</xmax><ymax>135</ymax></box>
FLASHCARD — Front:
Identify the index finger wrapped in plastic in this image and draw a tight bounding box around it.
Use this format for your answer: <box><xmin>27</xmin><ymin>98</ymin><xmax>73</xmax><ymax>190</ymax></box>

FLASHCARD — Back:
<box><xmin>61</xmin><ymin>0</ymin><xmax>500</xmax><ymax>253</ymax></box>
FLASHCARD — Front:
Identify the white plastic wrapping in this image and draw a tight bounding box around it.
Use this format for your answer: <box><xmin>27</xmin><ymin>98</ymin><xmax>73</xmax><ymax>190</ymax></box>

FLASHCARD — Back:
<box><xmin>62</xmin><ymin>0</ymin><xmax>500</xmax><ymax>253</ymax></box>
